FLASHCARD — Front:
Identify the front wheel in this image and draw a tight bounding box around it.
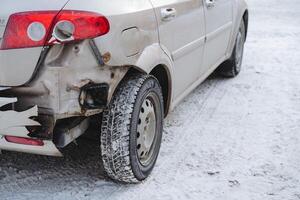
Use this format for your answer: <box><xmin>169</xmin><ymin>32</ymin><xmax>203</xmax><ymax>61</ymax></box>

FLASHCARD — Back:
<box><xmin>100</xmin><ymin>73</ymin><xmax>164</xmax><ymax>183</ymax></box>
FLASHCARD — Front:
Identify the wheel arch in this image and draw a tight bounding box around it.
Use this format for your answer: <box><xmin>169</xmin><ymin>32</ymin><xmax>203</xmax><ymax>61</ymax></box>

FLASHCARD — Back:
<box><xmin>149</xmin><ymin>64</ymin><xmax>172</xmax><ymax>117</ymax></box>
<box><xmin>108</xmin><ymin>43</ymin><xmax>174</xmax><ymax>117</ymax></box>
<box><xmin>129</xmin><ymin>43</ymin><xmax>173</xmax><ymax>116</ymax></box>
<box><xmin>122</xmin><ymin>64</ymin><xmax>172</xmax><ymax>117</ymax></box>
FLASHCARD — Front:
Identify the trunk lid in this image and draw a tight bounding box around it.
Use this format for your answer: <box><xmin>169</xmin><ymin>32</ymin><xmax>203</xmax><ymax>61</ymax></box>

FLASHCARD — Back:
<box><xmin>0</xmin><ymin>0</ymin><xmax>70</xmax><ymax>86</ymax></box>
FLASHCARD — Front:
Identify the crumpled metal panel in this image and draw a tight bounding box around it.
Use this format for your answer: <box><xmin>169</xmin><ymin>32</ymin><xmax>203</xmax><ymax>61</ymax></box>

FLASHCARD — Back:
<box><xmin>0</xmin><ymin>97</ymin><xmax>62</xmax><ymax>156</ymax></box>
<box><xmin>0</xmin><ymin>97</ymin><xmax>39</xmax><ymax>138</ymax></box>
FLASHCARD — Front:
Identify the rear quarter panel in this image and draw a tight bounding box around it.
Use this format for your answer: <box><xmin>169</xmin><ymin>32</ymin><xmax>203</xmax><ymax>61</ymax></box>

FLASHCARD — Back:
<box><xmin>64</xmin><ymin>0</ymin><xmax>167</xmax><ymax>73</ymax></box>
<box><xmin>0</xmin><ymin>0</ymin><xmax>70</xmax><ymax>86</ymax></box>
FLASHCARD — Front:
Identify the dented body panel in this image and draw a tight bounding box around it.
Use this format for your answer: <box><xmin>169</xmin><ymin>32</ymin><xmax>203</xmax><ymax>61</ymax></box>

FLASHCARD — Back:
<box><xmin>0</xmin><ymin>98</ymin><xmax>39</xmax><ymax>137</ymax></box>
<box><xmin>0</xmin><ymin>0</ymin><xmax>248</xmax><ymax>155</ymax></box>
<box><xmin>0</xmin><ymin>97</ymin><xmax>62</xmax><ymax>156</ymax></box>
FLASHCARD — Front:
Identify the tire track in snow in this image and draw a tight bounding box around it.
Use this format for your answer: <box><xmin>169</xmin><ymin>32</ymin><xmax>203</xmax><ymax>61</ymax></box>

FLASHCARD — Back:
<box><xmin>149</xmin><ymin>78</ymin><xmax>228</xmax><ymax>183</ymax></box>
<box><xmin>103</xmin><ymin>77</ymin><xmax>229</xmax><ymax>198</ymax></box>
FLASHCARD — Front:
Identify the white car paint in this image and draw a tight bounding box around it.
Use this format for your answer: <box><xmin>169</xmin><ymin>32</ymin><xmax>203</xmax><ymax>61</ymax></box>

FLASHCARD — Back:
<box><xmin>0</xmin><ymin>0</ymin><xmax>70</xmax><ymax>86</ymax></box>
<box><xmin>203</xmin><ymin>0</ymin><xmax>233</xmax><ymax>72</ymax></box>
<box><xmin>0</xmin><ymin>0</ymin><xmax>248</xmax><ymax>155</ymax></box>
<box><xmin>150</xmin><ymin>0</ymin><xmax>206</xmax><ymax>100</ymax></box>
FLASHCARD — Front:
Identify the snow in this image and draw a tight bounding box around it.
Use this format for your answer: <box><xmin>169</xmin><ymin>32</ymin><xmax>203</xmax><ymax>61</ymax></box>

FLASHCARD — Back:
<box><xmin>1</xmin><ymin>0</ymin><xmax>300</xmax><ymax>199</ymax></box>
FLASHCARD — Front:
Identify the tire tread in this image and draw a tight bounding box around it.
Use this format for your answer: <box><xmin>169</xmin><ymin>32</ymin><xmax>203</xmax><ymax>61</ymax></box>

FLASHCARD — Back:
<box><xmin>101</xmin><ymin>73</ymin><xmax>160</xmax><ymax>183</ymax></box>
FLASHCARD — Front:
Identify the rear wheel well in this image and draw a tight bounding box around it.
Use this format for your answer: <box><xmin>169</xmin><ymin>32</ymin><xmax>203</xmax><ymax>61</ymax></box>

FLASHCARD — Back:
<box><xmin>243</xmin><ymin>10</ymin><xmax>249</xmax><ymax>41</ymax></box>
<box><xmin>149</xmin><ymin>65</ymin><xmax>171</xmax><ymax>117</ymax></box>
<box><xmin>121</xmin><ymin>66</ymin><xmax>171</xmax><ymax>117</ymax></box>
<box><xmin>150</xmin><ymin>65</ymin><xmax>171</xmax><ymax>117</ymax></box>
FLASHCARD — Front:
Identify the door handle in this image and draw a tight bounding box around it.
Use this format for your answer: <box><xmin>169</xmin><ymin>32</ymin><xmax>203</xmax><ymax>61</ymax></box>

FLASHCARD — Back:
<box><xmin>161</xmin><ymin>8</ymin><xmax>177</xmax><ymax>21</ymax></box>
<box><xmin>205</xmin><ymin>0</ymin><xmax>215</xmax><ymax>9</ymax></box>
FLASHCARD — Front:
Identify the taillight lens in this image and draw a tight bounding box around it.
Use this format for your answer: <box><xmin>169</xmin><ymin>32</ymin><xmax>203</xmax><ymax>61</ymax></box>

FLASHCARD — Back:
<box><xmin>0</xmin><ymin>10</ymin><xmax>110</xmax><ymax>50</ymax></box>
<box><xmin>51</xmin><ymin>10</ymin><xmax>110</xmax><ymax>43</ymax></box>
<box><xmin>1</xmin><ymin>11</ymin><xmax>56</xmax><ymax>50</ymax></box>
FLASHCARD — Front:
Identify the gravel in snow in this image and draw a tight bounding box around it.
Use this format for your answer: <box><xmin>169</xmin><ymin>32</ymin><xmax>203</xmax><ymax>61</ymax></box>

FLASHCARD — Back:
<box><xmin>1</xmin><ymin>0</ymin><xmax>300</xmax><ymax>199</ymax></box>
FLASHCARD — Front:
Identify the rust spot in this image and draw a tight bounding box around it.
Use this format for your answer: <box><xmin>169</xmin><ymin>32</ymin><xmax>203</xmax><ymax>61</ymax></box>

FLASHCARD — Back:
<box><xmin>102</xmin><ymin>52</ymin><xmax>111</xmax><ymax>63</ymax></box>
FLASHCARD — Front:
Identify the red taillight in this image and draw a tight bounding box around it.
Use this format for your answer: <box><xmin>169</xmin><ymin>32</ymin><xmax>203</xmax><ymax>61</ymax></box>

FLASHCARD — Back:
<box><xmin>51</xmin><ymin>10</ymin><xmax>110</xmax><ymax>44</ymax></box>
<box><xmin>1</xmin><ymin>11</ymin><xmax>56</xmax><ymax>50</ymax></box>
<box><xmin>0</xmin><ymin>10</ymin><xmax>110</xmax><ymax>50</ymax></box>
<box><xmin>5</xmin><ymin>136</ymin><xmax>44</xmax><ymax>146</ymax></box>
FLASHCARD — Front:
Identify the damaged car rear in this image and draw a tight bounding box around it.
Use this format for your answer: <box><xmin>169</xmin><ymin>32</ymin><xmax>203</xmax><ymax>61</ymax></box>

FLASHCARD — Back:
<box><xmin>0</xmin><ymin>1</ymin><xmax>116</xmax><ymax>157</ymax></box>
<box><xmin>0</xmin><ymin>0</ymin><xmax>248</xmax><ymax>183</ymax></box>
<box><xmin>0</xmin><ymin>0</ymin><xmax>163</xmax><ymax>183</ymax></box>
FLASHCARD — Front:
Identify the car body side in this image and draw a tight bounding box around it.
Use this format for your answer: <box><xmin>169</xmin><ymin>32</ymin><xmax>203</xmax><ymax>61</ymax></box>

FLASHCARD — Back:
<box><xmin>61</xmin><ymin>0</ymin><xmax>248</xmax><ymax>113</ymax></box>
<box><xmin>0</xmin><ymin>0</ymin><xmax>248</xmax><ymax>156</ymax></box>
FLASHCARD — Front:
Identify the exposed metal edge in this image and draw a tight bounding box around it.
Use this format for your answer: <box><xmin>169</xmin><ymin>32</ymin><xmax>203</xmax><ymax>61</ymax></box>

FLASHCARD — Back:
<box><xmin>0</xmin><ymin>87</ymin><xmax>10</xmax><ymax>91</ymax></box>
<box><xmin>0</xmin><ymin>137</ymin><xmax>62</xmax><ymax>157</ymax></box>
<box><xmin>55</xmin><ymin>118</ymin><xmax>90</xmax><ymax>148</ymax></box>
<box><xmin>24</xmin><ymin>46</ymin><xmax>51</xmax><ymax>86</ymax></box>
<box><xmin>89</xmin><ymin>39</ymin><xmax>105</xmax><ymax>66</ymax></box>
<box><xmin>0</xmin><ymin>98</ymin><xmax>40</xmax><ymax>138</ymax></box>
<box><xmin>0</xmin><ymin>97</ymin><xmax>17</xmax><ymax>106</ymax></box>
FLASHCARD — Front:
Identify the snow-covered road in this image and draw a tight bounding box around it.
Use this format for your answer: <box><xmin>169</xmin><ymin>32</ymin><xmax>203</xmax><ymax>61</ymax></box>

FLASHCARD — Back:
<box><xmin>1</xmin><ymin>0</ymin><xmax>300</xmax><ymax>199</ymax></box>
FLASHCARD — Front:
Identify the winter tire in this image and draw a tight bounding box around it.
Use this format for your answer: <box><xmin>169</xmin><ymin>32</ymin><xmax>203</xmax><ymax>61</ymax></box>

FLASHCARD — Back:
<box><xmin>217</xmin><ymin>20</ymin><xmax>246</xmax><ymax>77</ymax></box>
<box><xmin>101</xmin><ymin>73</ymin><xmax>164</xmax><ymax>183</ymax></box>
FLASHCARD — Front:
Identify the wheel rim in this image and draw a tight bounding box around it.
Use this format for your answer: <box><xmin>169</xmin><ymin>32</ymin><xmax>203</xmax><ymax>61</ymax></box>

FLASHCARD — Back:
<box><xmin>235</xmin><ymin>28</ymin><xmax>244</xmax><ymax>72</ymax></box>
<box><xmin>136</xmin><ymin>94</ymin><xmax>157</xmax><ymax>166</ymax></box>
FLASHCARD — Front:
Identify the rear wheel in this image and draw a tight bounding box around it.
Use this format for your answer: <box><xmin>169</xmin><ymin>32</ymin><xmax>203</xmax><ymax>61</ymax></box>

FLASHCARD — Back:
<box><xmin>217</xmin><ymin>20</ymin><xmax>246</xmax><ymax>77</ymax></box>
<box><xmin>100</xmin><ymin>73</ymin><xmax>164</xmax><ymax>183</ymax></box>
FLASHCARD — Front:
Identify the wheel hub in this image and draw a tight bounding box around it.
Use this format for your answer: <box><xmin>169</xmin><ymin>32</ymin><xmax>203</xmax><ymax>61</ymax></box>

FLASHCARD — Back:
<box><xmin>137</xmin><ymin>96</ymin><xmax>156</xmax><ymax>165</ymax></box>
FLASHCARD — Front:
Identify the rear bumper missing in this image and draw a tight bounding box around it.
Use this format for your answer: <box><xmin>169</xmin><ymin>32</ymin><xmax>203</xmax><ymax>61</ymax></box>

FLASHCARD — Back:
<box><xmin>0</xmin><ymin>97</ymin><xmax>62</xmax><ymax>156</ymax></box>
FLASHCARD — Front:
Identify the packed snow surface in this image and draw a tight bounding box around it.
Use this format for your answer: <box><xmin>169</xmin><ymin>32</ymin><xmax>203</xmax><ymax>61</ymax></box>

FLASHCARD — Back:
<box><xmin>1</xmin><ymin>0</ymin><xmax>300</xmax><ymax>199</ymax></box>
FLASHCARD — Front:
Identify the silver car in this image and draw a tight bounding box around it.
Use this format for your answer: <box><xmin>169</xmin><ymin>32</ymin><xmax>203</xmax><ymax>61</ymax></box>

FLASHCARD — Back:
<box><xmin>0</xmin><ymin>0</ymin><xmax>248</xmax><ymax>183</ymax></box>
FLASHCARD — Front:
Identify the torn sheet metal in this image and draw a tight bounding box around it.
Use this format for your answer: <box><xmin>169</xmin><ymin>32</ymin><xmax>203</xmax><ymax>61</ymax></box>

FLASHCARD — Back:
<box><xmin>0</xmin><ymin>97</ymin><xmax>62</xmax><ymax>156</ymax></box>
<box><xmin>0</xmin><ymin>87</ymin><xmax>10</xmax><ymax>91</ymax></box>
<box><xmin>0</xmin><ymin>97</ymin><xmax>39</xmax><ymax>138</ymax></box>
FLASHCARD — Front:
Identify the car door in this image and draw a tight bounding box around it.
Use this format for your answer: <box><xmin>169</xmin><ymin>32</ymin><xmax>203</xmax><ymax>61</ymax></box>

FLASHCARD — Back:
<box><xmin>150</xmin><ymin>0</ymin><xmax>206</xmax><ymax>99</ymax></box>
<box><xmin>202</xmin><ymin>0</ymin><xmax>233</xmax><ymax>71</ymax></box>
